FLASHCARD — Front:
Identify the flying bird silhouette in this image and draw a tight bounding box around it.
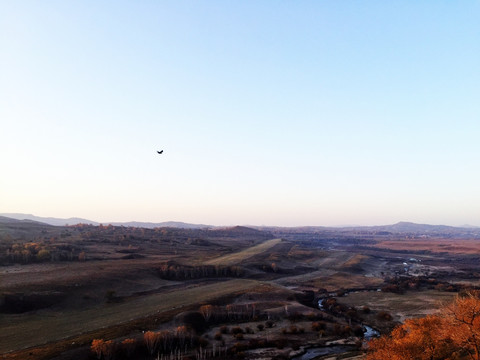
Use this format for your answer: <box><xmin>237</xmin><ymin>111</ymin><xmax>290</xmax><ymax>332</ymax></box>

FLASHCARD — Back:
<box><xmin>157</xmin><ymin>150</ymin><xmax>163</xmax><ymax>154</ymax></box>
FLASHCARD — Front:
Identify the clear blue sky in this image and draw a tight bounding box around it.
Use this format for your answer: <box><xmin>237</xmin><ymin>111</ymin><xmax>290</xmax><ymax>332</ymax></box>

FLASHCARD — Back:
<box><xmin>1</xmin><ymin>1</ymin><xmax>479</xmax><ymax>226</ymax></box>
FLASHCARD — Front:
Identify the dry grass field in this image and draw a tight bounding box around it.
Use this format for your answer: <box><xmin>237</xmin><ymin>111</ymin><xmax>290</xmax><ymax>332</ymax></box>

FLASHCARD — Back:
<box><xmin>311</xmin><ymin>251</ymin><xmax>378</xmax><ymax>273</ymax></box>
<box><xmin>340</xmin><ymin>289</ymin><xmax>456</xmax><ymax>323</ymax></box>
<box><xmin>205</xmin><ymin>238</ymin><xmax>283</xmax><ymax>265</ymax></box>
<box><xmin>310</xmin><ymin>272</ymin><xmax>384</xmax><ymax>292</ymax></box>
<box><xmin>373</xmin><ymin>239</ymin><xmax>480</xmax><ymax>254</ymax></box>
<box><xmin>0</xmin><ymin>279</ymin><xmax>261</xmax><ymax>353</ymax></box>
<box><xmin>0</xmin><ymin>259</ymin><xmax>167</xmax><ymax>290</ymax></box>
<box><xmin>2</xmin><ymin>218</ymin><xmax>480</xmax><ymax>360</ymax></box>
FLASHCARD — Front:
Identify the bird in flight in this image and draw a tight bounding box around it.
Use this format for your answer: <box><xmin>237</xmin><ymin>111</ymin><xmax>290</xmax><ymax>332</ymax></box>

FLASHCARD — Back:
<box><xmin>157</xmin><ymin>150</ymin><xmax>163</xmax><ymax>154</ymax></box>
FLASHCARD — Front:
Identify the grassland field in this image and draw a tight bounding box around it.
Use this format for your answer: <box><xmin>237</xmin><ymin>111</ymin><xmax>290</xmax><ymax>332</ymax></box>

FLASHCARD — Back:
<box><xmin>205</xmin><ymin>238</ymin><xmax>283</xmax><ymax>265</ymax></box>
<box><xmin>1</xmin><ymin>219</ymin><xmax>480</xmax><ymax>360</ymax></box>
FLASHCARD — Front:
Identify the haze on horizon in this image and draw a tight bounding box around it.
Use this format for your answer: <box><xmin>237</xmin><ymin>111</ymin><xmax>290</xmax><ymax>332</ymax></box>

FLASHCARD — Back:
<box><xmin>1</xmin><ymin>2</ymin><xmax>479</xmax><ymax>228</ymax></box>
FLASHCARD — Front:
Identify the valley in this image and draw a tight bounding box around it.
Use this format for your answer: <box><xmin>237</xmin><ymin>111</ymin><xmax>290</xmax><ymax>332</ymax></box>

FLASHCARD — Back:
<box><xmin>1</xmin><ymin>216</ymin><xmax>479</xmax><ymax>360</ymax></box>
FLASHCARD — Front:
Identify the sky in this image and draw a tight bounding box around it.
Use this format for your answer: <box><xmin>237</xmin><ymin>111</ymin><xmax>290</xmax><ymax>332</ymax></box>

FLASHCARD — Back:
<box><xmin>1</xmin><ymin>1</ymin><xmax>479</xmax><ymax>227</ymax></box>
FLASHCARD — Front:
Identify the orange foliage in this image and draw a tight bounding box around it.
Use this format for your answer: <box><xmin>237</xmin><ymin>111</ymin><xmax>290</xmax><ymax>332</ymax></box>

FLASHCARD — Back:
<box><xmin>91</xmin><ymin>339</ymin><xmax>104</xmax><ymax>359</ymax></box>
<box><xmin>367</xmin><ymin>293</ymin><xmax>480</xmax><ymax>360</ymax></box>
<box><xmin>121</xmin><ymin>338</ymin><xmax>136</xmax><ymax>356</ymax></box>
<box><xmin>90</xmin><ymin>339</ymin><xmax>116</xmax><ymax>360</ymax></box>
<box><xmin>143</xmin><ymin>331</ymin><xmax>160</xmax><ymax>355</ymax></box>
<box><xmin>443</xmin><ymin>295</ymin><xmax>480</xmax><ymax>360</ymax></box>
<box><xmin>200</xmin><ymin>304</ymin><xmax>214</xmax><ymax>322</ymax></box>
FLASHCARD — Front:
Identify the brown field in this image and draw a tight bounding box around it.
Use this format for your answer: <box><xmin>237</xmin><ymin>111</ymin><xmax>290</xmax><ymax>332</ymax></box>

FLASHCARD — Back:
<box><xmin>340</xmin><ymin>289</ymin><xmax>457</xmax><ymax>323</ymax></box>
<box><xmin>342</xmin><ymin>254</ymin><xmax>370</xmax><ymax>268</ymax></box>
<box><xmin>373</xmin><ymin>238</ymin><xmax>480</xmax><ymax>254</ymax></box>
<box><xmin>0</xmin><ymin>259</ymin><xmax>168</xmax><ymax>290</ymax></box>
<box><xmin>309</xmin><ymin>272</ymin><xmax>384</xmax><ymax>292</ymax></box>
<box><xmin>0</xmin><ymin>279</ymin><xmax>261</xmax><ymax>353</ymax></box>
<box><xmin>205</xmin><ymin>238</ymin><xmax>283</xmax><ymax>265</ymax></box>
<box><xmin>2</xmin><ymin>218</ymin><xmax>480</xmax><ymax>359</ymax></box>
<box><xmin>275</xmin><ymin>270</ymin><xmax>384</xmax><ymax>292</ymax></box>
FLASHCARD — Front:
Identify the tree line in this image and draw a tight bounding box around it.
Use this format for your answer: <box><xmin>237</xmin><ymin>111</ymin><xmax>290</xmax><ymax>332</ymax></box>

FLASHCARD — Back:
<box><xmin>157</xmin><ymin>264</ymin><xmax>245</xmax><ymax>280</ymax></box>
<box><xmin>91</xmin><ymin>326</ymin><xmax>207</xmax><ymax>360</ymax></box>
<box><xmin>0</xmin><ymin>241</ymin><xmax>85</xmax><ymax>264</ymax></box>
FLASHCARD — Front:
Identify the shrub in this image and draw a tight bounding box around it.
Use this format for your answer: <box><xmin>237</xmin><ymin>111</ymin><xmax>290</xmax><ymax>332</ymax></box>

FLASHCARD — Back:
<box><xmin>312</xmin><ymin>321</ymin><xmax>326</xmax><ymax>331</ymax></box>
<box><xmin>181</xmin><ymin>311</ymin><xmax>207</xmax><ymax>333</ymax></box>
<box><xmin>333</xmin><ymin>324</ymin><xmax>351</xmax><ymax>336</ymax></box>
<box><xmin>91</xmin><ymin>339</ymin><xmax>116</xmax><ymax>360</ymax></box>
<box><xmin>91</xmin><ymin>339</ymin><xmax>104</xmax><ymax>359</ymax></box>
<box><xmin>144</xmin><ymin>331</ymin><xmax>160</xmax><ymax>355</ymax></box>
<box><xmin>105</xmin><ymin>290</ymin><xmax>116</xmax><ymax>303</ymax></box>
<box><xmin>377</xmin><ymin>311</ymin><xmax>393</xmax><ymax>321</ymax></box>
<box><xmin>198</xmin><ymin>336</ymin><xmax>209</xmax><ymax>348</ymax></box>
<box><xmin>121</xmin><ymin>338</ymin><xmax>136</xmax><ymax>356</ymax></box>
<box><xmin>353</xmin><ymin>325</ymin><xmax>364</xmax><ymax>337</ymax></box>
<box><xmin>231</xmin><ymin>326</ymin><xmax>244</xmax><ymax>335</ymax></box>
<box><xmin>275</xmin><ymin>338</ymin><xmax>287</xmax><ymax>349</ymax></box>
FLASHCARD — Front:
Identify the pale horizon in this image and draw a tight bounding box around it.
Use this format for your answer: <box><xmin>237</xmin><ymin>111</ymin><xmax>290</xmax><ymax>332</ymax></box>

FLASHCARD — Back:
<box><xmin>1</xmin><ymin>2</ymin><xmax>479</xmax><ymax>228</ymax></box>
<box><xmin>1</xmin><ymin>212</ymin><xmax>478</xmax><ymax>229</ymax></box>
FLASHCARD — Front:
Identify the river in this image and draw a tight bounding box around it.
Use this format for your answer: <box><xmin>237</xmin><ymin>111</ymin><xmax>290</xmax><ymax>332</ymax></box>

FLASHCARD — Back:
<box><xmin>291</xmin><ymin>298</ymin><xmax>380</xmax><ymax>359</ymax></box>
<box><xmin>291</xmin><ymin>345</ymin><xmax>357</xmax><ymax>360</ymax></box>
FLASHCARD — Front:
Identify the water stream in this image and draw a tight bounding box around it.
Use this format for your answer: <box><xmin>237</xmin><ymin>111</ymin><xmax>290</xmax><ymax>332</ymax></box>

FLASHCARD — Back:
<box><xmin>291</xmin><ymin>345</ymin><xmax>356</xmax><ymax>360</ymax></box>
<box><xmin>291</xmin><ymin>297</ymin><xmax>380</xmax><ymax>359</ymax></box>
<box><xmin>363</xmin><ymin>325</ymin><xmax>380</xmax><ymax>340</ymax></box>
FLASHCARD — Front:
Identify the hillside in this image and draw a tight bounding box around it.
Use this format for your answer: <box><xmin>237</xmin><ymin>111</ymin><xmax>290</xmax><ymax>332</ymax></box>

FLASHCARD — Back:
<box><xmin>2</xmin><ymin>214</ymin><xmax>479</xmax><ymax>238</ymax></box>
<box><xmin>2</xmin><ymin>217</ymin><xmax>480</xmax><ymax>359</ymax></box>
<box><xmin>0</xmin><ymin>213</ymin><xmax>98</xmax><ymax>226</ymax></box>
<box><xmin>0</xmin><ymin>213</ymin><xmax>209</xmax><ymax>229</ymax></box>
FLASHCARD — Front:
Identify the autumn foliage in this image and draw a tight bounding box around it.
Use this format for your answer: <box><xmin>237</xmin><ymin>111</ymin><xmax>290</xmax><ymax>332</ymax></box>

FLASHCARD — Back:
<box><xmin>367</xmin><ymin>293</ymin><xmax>480</xmax><ymax>360</ymax></box>
<box><xmin>91</xmin><ymin>339</ymin><xmax>116</xmax><ymax>360</ymax></box>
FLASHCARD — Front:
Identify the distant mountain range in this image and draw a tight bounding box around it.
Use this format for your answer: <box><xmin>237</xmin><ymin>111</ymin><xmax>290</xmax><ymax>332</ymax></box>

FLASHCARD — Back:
<box><xmin>0</xmin><ymin>213</ymin><xmax>478</xmax><ymax>235</ymax></box>
<box><xmin>363</xmin><ymin>221</ymin><xmax>479</xmax><ymax>233</ymax></box>
<box><xmin>0</xmin><ymin>213</ymin><xmax>211</xmax><ymax>229</ymax></box>
<box><xmin>108</xmin><ymin>221</ymin><xmax>211</xmax><ymax>229</ymax></box>
<box><xmin>0</xmin><ymin>213</ymin><xmax>98</xmax><ymax>226</ymax></box>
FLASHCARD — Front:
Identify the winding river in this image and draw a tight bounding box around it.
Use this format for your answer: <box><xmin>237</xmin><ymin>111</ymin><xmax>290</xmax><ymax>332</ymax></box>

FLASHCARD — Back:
<box><xmin>291</xmin><ymin>298</ymin><xmax>380</xmax><ymax>360</ymax></box>
<box><xmin>291</xmin><ymin>345</ymin><xmax>357</xmax><ymax>360</ymax></box>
